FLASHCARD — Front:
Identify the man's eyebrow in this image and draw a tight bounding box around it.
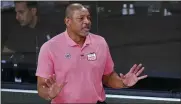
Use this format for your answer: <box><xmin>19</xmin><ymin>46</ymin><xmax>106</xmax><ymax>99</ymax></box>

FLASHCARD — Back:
<box><xmin>78</xmin><ymin>14</ymin><xmax>91</xmax><ymax>17</ymax></box>
<box><xmin>16</xmin><ymin>10</ymin><xmax>24</xmax><ymax>12</ymax></box>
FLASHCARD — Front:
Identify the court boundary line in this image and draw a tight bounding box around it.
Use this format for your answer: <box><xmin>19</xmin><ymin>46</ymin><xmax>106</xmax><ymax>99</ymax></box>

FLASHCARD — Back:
<box><xmin>106</xmin><ymin>94</ymin><xmax>181</xmax><ymax>102</ymax></box>
<box><xmin>1</xmin><ymin>88</ymin><xmax>180</xmax><ymax>102</ymax></box>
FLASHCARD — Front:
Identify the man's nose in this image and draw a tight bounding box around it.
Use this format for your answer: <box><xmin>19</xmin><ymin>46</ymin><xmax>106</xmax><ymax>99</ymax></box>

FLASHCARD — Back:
<box><xmin>16</xmin><ymin>14</ymin><xmax>20</xmax><ymax>20</ymax></box>
<box><xmin>83</xmin><ymin>17</ymin><xmax>90</xmax><ymax>24</ymax></box>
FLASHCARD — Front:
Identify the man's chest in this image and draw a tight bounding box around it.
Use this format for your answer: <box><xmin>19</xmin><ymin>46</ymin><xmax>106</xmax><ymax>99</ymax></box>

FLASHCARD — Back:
<box><xmin>52</xmin><ymin>45</ymin><xmax>107</xmax><ymax>76</ymax></box>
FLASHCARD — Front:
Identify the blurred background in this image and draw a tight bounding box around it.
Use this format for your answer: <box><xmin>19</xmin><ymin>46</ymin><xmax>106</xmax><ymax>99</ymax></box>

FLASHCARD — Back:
<box><xmin>1</xmin><ymin>1</ymin><xmax>181</xmax><ymax>104</ymax></box>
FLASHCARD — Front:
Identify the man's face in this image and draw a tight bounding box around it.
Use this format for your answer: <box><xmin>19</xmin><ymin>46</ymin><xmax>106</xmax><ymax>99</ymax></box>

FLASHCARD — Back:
<box><xmin>67</xmin><ymin>8</ymin><xmax>91</xmax><ymax>37</ymax></box>
<box><xmin>15</xmin><ymin>2</ymin><xmax>34</xmax><ymax>26</ymax></box>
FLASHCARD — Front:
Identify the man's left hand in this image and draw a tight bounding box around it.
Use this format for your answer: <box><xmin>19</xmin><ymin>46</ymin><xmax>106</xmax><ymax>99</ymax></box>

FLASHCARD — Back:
<box><xmin>120</xmin><ymin>64</ymin><xmax>148</xmax><ymax>87</ymax></box>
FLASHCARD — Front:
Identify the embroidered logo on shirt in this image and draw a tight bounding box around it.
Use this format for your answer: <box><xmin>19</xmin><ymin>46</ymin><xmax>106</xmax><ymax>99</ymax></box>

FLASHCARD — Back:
<box><xmin>87</xmin><ymin>52</ymin><xmax>97</xmax><ymax>61</ymax></box>
<box><xmin>65</xmin><ymin>53</ymin><xmax>71</xmax><ymax>59</ymax></box>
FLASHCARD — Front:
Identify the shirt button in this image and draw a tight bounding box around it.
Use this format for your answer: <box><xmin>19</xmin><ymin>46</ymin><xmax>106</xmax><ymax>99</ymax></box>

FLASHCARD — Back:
<box><xmin>80</xmin><ymin>54</ymin><xmax>86</xmax><ymax>60</ymax></box>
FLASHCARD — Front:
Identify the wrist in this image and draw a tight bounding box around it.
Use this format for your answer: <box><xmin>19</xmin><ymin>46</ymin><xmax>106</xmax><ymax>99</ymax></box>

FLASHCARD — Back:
<box><xmin>123</xmin><ymin>82</ymin><xmax>129</xmax><ymax>88</ymax></box>
<box><xmin>47</xmin><ymin>94</ymin><xmax>56</xmax><ymax>101</ymax></box>
<box><xmin>47</xmin><ymin>89</ymin><xmax>56</xmax><ymax>101</ymax></box>
<box><xmin>47</xmin><ymin>96</ymin><xmax>52</xmax><ymax>101</ymax></box>
<box><xmin>121</xmin><ymin>79</ymin><xmax>129</xmax><ymax>88</ymax></box>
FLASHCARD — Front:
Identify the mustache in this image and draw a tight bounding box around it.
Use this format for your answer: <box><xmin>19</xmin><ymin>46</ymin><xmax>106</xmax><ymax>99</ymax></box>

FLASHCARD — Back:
<box><xmin>83</xmin><ymin>25</ymin><xmax>91</xmax><ymax>29</ymax></box>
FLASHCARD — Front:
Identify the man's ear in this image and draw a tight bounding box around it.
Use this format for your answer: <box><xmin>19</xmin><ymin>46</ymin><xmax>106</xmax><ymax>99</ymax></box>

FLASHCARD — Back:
<box><xmin>64</xmin><ymin>17</ymin><xmax>71</xmax><ymax>27</ymax></box>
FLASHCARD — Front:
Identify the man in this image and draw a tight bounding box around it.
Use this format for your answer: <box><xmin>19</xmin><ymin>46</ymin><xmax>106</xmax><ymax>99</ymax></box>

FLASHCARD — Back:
<box><xmin>3</xmin><ymin>1</ymin><xmax>61</xmax><ymax>53</ymax></box>
<box><xmin>36</xmin><ymin>3</ymin><xmax>148</xmax><ymax>104</ymax></box>
<box><xmin>2</xmin><ymin>1</ymin><xmax>61</xmax><ymax>64</ymax></box>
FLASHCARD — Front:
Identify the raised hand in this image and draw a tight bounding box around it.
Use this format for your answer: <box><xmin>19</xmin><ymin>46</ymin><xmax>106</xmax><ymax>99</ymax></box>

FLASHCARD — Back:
<box><xmin>120</xmin><ymin>64</ymin><xmax>148</xmax><ymax>87</ymax></box>
<box><xmin>43</xmin><ymin>74</ymin><xmax>67</xmax><ymax>99</ymax></box>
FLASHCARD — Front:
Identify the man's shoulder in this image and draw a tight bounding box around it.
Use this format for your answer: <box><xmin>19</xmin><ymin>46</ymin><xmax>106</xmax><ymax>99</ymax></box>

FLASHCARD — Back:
<box><xmin>51</xmin><ymin>31</ymin><xmax>65</xmax><ymax>41</ymax></box>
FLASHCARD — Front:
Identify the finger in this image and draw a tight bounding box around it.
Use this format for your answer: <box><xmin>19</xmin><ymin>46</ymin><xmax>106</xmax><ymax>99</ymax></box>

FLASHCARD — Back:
<box><xmin>58</xmin><ymin>81</ymin><xmax>68</xmax><ymax>89</ymax></box>
<box><xmin>119</xmin><ymin>73</ymin><xmax>124</xmax><ymax>79</ymax></box>
<box><xmin>129</xmin><ymin>64</ymin><xmax>137</xmax><ymax>73</ymax></box>
<box><xmin>52</xmin><ymin>74</ymin><xmax>56</xmax><ymax>82</ymax></box>
<box><xmin>133</xmin><ymin>63</ymin><xmax>142</xmax><ymax>74</ymax></box>
<box><xmin>138</xmin><ymin>75</ymin><xmax>148</xmax><ymax>80</ymax></box>
<box><xmin>54</xmin><ymin>82</ymin><xmax>68</xmax><ymax>96</ymax></box>
<box><xmin>48</xmin><ymin>75</ymin><xmax>55</xmax><ymax>84</ymax></box>
<box><xmin>45</xmin><ymin>79</ymin><xmax>52</xmax><ymax>87</ymax></box>
<box><xmin>136</xmin><ymin>67</ymin><xmax>145</xmax><ymax>76</ymax></box>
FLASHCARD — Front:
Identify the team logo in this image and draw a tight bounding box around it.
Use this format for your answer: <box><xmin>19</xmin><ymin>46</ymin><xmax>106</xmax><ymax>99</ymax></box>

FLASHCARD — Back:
<box><xmin>65</xmin><ymin>53</ymin><xmax>71</xmax><ymax>59</ymax></box>
<box><xmin>87</xmin><ymin>52</ymin><xmax>97</xmax><ymax>61</ymax></box>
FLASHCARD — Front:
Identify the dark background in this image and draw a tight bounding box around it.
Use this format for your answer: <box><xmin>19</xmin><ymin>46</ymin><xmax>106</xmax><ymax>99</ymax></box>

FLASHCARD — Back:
<box><xmin>1</xmin><ymin>1</ymin><xmax>181</xmax><ymax>104</ymax></box>
<box><xmin>1</xmin><ymin>1</ymin><xmax>181</xmax><ymax>93</ymax></box>
<box><xmin>2</xmin><ymin>1</ymin><xmax>181</xmax><ymax>79</ymax></box>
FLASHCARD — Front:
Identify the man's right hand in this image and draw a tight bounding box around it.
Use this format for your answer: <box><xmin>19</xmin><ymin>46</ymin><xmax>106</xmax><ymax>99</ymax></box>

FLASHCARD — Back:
<box><xmin>44</xmin><ymin>74</ymin><xmax>67</xmax><ymax>100</ymax></box>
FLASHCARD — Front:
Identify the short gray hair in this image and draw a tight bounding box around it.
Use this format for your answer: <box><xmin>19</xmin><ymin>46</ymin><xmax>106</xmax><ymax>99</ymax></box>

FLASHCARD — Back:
<box><xmin>65</xmin><ymin>3</ymin><xmax>85</xmax><ymax>18</ymax></box>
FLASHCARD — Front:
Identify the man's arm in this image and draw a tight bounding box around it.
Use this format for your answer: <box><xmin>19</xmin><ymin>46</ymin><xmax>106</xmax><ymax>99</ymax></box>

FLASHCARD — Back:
<box><xmin>102</xmin><ymin>38</ymin><xmax>147</xmax><ymax>89</ymax></box>
<box><xmin>103</xmin><ymin>64</ymin><xmax>148</xmax><ymax>89</ymax></box>
<box><xmin>103</xmin><ymin>71</ymin><xmax>127</xmax><ymax>89</ymax></box>
<box><xmin>36</xmin><ymin>43</ymin><xmax>54</xmax><ymax>100</ymax></box>
<box><xmin>102</xmin><ymin>38</ymin><xmax>127</xmax><ymax>89</ymax></box>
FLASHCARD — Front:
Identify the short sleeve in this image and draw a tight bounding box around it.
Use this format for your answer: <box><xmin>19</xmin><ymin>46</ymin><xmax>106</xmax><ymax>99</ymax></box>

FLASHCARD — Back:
<box><xmin>35</xmin><ymin>43</ymin><xmax>54</xmax><ymax>78</ymax></box>
<box><xmin>103</xmin><ymin>40</ymin><xmax>114</xmax><ymax>75</ymax></box>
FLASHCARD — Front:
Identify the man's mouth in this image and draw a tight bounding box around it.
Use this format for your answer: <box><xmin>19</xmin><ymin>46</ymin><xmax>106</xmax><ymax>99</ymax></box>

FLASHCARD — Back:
<box><xmin>83</xmin><ymin>28</ymin><xmax>90</xmax><ymax>31</ymax></box>
<box><xmin>82</xmin><ymin>26</ymin><xmax>90</xmax><ymax>32</ymax></box>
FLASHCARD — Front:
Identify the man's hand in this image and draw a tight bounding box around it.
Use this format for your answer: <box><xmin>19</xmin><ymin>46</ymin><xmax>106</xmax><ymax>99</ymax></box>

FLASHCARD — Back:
<box><xmin>120</xmin><ymin>64</ymin><xmax>148</xmax><ymax>87</ymax></box>
<box><xmin>44</xmin><ymin>74</ymin><xmax>67</xmax><ymax>100</ymax></box>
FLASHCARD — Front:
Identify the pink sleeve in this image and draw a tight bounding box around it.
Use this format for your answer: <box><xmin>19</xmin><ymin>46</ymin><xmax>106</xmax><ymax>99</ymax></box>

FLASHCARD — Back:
<box><xmin>103</xmin><ymin>41</ymin><xmax>114</xmax><ymax>75</ymax></box>
<box><xmin>35</xmin><ymin>43</ymin><xmax>54</xmax><ymax>79</ymax></box>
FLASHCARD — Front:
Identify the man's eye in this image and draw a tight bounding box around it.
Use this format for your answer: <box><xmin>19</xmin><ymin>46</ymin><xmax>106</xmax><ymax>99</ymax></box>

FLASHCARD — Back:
<box><xmin>87</xmin><ymin>16</ymin><xmax>91</xmax><ymax>20</ymax></box>
<box><xmin>78</xmin><ymin>17</ymin><xmax>84</xmax><ymax>20</ymax></box>
<box><xmin>18</xmin><ymin>11</ymin><xmax>24</xmax><ymax>14</ymax></box>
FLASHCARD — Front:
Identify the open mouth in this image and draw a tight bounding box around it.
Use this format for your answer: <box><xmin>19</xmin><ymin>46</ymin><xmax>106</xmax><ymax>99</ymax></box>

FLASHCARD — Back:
<box><xmin>83</xmin><ymin>28</ymin><xmax>90</xmax><ymax>32</ymax></box>
<box><xmin>82</xmin><ymin>27</ymin><xmax>90</xmax><ymax>32</ymax></box>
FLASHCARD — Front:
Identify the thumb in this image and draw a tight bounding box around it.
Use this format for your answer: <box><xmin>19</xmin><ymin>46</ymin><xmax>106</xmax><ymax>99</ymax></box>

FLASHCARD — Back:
<box><xmin>58</xmin><ymin>81</ymin><xmax>67</xmax><ymax>88</ymax></box>
<box><xmin>120</xmin><ymin>73</ymin><xmax>125</xmax><ymax>79</ymax></box>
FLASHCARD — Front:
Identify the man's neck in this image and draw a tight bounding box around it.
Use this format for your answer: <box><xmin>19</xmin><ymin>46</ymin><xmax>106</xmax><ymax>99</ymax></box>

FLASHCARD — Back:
<box><xmin>29</xmin><ymin>16</ymin><xmax>38</xmax><ymax>28</ymax></box>
<box><xmin>67</xmin><ymin>28</ymin><xmax>86</xmax><ymax>47</ymax></box>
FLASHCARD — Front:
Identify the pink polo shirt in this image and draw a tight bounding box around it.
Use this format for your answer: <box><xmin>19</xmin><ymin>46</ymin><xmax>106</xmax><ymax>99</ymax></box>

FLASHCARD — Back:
<box><xmin>36</xmin><ymin>30</ymin><xmax>114</xmax><ymax>103</ymax></box>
